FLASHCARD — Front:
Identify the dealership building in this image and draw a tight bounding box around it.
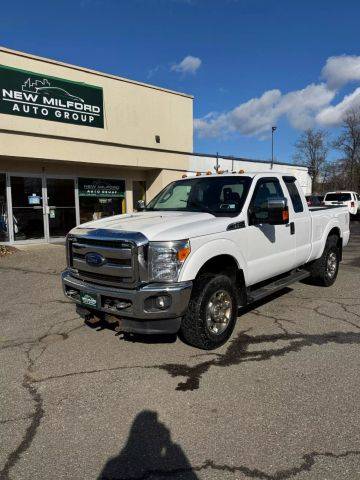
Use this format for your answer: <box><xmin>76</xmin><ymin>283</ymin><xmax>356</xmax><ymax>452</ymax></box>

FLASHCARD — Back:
<box><xmin>0</xmin><ymin>47</ymin><xmax>310</xmax><ymax>245</ymax></box>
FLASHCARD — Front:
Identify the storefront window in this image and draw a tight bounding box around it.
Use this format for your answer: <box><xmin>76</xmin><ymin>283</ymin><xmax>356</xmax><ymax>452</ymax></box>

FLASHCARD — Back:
<box><xmin>0</xmin><ymin>174</ymin><xmax>9</xmax><ymax>242</ymax></box>
<box><xmin>78</xmin><ymin>178</ymin><xmax>126</xmax><ymax>224</ymax></box>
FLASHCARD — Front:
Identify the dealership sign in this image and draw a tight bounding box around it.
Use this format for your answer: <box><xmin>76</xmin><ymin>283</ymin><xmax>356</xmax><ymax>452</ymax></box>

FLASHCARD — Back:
<box><xmin>78</xmin><ymin>178</ymin><xmax>125</xmax><ymax>198</ymax></box>
<box><xmin>0</xmin><ymin>65</ymin><xmax>104</xmax><ymax>128</ymax></box>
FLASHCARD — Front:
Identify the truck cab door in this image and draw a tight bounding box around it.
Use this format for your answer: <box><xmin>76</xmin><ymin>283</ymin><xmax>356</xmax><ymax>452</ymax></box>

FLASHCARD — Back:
<box><xmin>282</xmin><ymin>176</ymin><xmax>311</xmax><ymax>267</ymax></box>
<box><xmin>245</xmin><ymin>177</ymin><xmax>296</xmax><ymax>285</ymax></box>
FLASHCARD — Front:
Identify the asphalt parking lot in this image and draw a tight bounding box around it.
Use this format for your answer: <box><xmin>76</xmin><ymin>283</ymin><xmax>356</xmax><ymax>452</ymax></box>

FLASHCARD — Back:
<box><xmin>1</xmin><ymin>224</ymin><xmax>360</xmax><ymax>480</ymax></box>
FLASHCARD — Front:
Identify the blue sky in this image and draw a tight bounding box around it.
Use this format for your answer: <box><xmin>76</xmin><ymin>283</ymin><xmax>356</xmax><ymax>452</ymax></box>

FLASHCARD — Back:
<box><xmin>2</xmin><ymin>0</ymin><xmax>360</xmax><ymax>163</ymax></box>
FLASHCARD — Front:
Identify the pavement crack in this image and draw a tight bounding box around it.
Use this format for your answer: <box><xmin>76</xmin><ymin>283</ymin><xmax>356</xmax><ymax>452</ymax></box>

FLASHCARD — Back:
<box><xmin>0</xmin><ymin>265</ymin><xmax>59</xmax><ymax>276</ymax></box>
<box><xmin>33</xmin><ymin>329</ymin><xmax>360</xmax><ymax>391</ymax></box>
<box><xmin>252</xmin><ymin>309</ymin><xmax>299</xmax><ymax>335</ymax></box>
<box><xmin>0</xmin><ymin>318</ymin><xmax>84</xmax><ymax>352</ymax></box>
<box><xmin>155</xmin><ymin>329</ymin><xmax>360</xmax><ymax>391</ymax></box>
<box><xmin>0</xmin><ymin>351</ymin><xmax>44</xmax><ymax>480</ymax></box>
<box><xmin>31</xmin><ymin>363</ymin><xmax>148</xmax><ymax>383</ymax></box>
<box><xmin>98</xmin><ymin>449</ymin><xmax>360</xmax><ymax>480</ymax></box>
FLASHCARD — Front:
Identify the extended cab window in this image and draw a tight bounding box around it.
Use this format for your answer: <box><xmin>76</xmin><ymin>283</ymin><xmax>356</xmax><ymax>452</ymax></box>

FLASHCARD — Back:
<box><xmin>249</xmin><ymin>179</ymin><xmax>284</xmax><ymax>223</ymax></box>
<box><xmin>283</xmin><ymin>176</ymin><xmax>304</xmax><ymax>213</ymax></box>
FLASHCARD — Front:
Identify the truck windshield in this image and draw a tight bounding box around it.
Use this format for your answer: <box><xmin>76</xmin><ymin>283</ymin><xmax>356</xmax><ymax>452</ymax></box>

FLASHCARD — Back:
<box><xmin>145</xmin><ymin>176</ymin><xmax>252</xmax><ymax>216</ymax></box>
<box><xmin>325</xmin><ymin>193</ymin><xmax>351</xmax><ymax>201</ymax></box>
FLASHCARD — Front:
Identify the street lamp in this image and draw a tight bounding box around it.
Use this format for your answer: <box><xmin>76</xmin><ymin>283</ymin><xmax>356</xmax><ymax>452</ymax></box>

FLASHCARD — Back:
<box><xmin>271</xmin><ymin>126</ymin><xmax>277</xmax><ymax>169</ymax></box>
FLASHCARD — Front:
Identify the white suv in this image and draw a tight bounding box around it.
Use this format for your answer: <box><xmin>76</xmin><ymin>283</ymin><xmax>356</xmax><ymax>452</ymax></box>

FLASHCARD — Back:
<box><xmin>324</xmin><ymin>191</ymin><xmax>359</xmax><ymax>218</ymax></box>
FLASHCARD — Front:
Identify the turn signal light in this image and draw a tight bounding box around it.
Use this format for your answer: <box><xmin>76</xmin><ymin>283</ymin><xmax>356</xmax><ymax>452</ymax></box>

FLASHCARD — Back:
<box><xmin>351</xmin><ymin>201</ymin><xmax>355</xmax><ymax>207</ymax></box>
<box><xmin>282</xmin><ymin>209</ymin><xmax>289</xmax><ymax>222</ymax></box>
<box><xmin>177</xmin><ymin>245</ymin><xmax>191</xmax><ymax>262</ymax></box>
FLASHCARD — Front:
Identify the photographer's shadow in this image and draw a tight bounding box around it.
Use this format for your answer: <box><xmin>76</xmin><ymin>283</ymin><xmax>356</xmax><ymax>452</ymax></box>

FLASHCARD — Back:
<box><xmin>98</xmin><ymin>410</ymin><xmax>199</xmax><ymax>479</ymax></box>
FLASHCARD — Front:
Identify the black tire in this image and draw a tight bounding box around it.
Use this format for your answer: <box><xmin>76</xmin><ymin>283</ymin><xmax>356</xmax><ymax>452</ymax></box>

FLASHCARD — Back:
<box><xmin>180</xmin><ymin>273</ymin><xmax>238</xmax><ymax>350</ymax></box>
<box><xmin>308</xmin><ymin>235</ymin><xmax>340</xmax><ymax>286</ymax></box>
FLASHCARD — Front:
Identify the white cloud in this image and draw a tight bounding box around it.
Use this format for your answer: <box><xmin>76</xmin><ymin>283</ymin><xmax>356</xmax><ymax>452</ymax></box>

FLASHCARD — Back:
<box><xmin>171</xmin><ymin>55</ymin><xmax>202</xmax><ymax>75</ymax></box>
<box><xmin>195</xmin><ymin>84</ymin><xmax>335</xmax><ymax>138</ymax></box>
<box><xmin>195</xmin><ymin>54</ymin><xmax>360</xmax><ymax>139</ymax></box>
<box><xmin>322</xmin><ymin>55</ymin><xmax>360</xmax><ymax>89</ymax></box>
<box><xmin>316</xmin><ymin>87</ymin><xmax>360</xmax><ymax>126</ymax></box>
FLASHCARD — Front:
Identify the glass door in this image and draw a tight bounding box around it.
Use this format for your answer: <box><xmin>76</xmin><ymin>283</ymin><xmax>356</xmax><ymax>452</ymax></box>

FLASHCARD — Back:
<box><xmin>10</xmin><ymin>176</ymin><xmax>45</xmax><ymax>241</ymax></box>
<box><xmin>46</xmin><ymin>178</ymin><xmax>76</xmax><ymax>239</ymax></box>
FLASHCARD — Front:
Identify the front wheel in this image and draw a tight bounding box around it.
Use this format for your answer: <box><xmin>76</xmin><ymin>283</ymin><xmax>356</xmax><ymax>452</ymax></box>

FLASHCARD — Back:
<box><xmin>308</xmin><ymin>235</ymin><xmax>340</xmax><ymax>286</ymax></box>
<box><xmin>180</xmin><ymin>274</ymin><xmax>238</xmax><ymax>349</ymax></box>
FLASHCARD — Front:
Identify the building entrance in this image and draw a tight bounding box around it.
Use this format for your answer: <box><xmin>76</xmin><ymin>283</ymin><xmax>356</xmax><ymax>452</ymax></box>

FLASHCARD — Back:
<box><xmin>11</xmin><ymin>175</ymin><xmax>45</xmax><ymax>242</ymax></box>
<box><xmin>2</xmin><ymin>173</ymin><xmax>128</xmax><ymax>244</ymax></box>
<box><xmin>9</xmin><ymin>175</ymin><xmax>77</xmax><ymax>243</ymax></box>
<box><xmin>46</xmin><ymin>178</ymin><xmax>76</xmax><ymax>239</ymax></box>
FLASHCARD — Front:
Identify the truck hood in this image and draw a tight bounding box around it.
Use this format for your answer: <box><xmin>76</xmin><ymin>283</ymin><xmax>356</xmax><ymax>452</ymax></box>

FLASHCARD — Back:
<box><xmin>73</xmin><ymin>211</ymin><xmax>229</xmax><ymax>241</ymax></box>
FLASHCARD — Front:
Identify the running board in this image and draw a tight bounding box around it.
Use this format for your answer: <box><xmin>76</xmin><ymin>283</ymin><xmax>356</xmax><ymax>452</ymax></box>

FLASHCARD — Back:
<box><xmin>247</xmin><ymin>270</ymin><xmax>310</xmax><ymax>304</ymax></box>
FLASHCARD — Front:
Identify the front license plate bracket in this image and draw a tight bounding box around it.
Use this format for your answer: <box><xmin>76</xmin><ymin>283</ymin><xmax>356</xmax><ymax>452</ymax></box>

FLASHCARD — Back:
<box><xmin>80</xmin><ymin>291</ymin><xmax>98</xmax><ymax>308</ymax></box>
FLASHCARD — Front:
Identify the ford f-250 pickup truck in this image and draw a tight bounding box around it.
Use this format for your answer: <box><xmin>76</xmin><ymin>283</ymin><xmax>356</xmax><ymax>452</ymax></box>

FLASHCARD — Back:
<box><xmin>62</xmin><ymin>172</ymin><xmax>350</xmax><ymax>349</ymax></box>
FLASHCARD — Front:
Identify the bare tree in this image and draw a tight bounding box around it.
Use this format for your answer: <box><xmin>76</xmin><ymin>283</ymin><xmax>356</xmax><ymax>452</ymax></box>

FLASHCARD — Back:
<box><xmin>332</xmin><ymin>108</ymin><xmax>360</xmax><ymax>191</ymax></box>
<box><xmin>294</xmin><ymin>129</ymin><xmax>328</xmax><ymax>192</ymax></box>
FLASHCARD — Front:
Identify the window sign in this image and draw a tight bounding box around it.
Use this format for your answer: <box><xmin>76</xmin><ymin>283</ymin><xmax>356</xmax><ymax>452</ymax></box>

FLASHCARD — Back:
<box><xmin>78</xmin><ymin>178</ymin><xmax>125</xmax><ymax>198</ymax></box>
<box><xmin>0</xmin><ymin>65</ymin><xmax>104</xmax><ymax>128</ymax></box>
<box><xmin>28</xmin><ymin>194</ymin><xmax>41</xmax><ymax>205</ymax></box>
<box><xmin>78</xmin><ymin>178</ymin><xmax>126</xmax><ymax>223</ymax></box>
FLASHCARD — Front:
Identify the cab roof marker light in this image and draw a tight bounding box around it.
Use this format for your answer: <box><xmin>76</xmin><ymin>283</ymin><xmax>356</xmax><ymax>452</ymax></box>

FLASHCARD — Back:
<box><xmin>206</xmin><ymin>171</ymin><xmax>212</xmax><ymax>175</ymax></box>
<box><xmin>238</xmin><ymin>169</ymin><xmax>245</xmax><ymax>174</ymax></box>
<box><xmin>196</xmin><ymin>172</ymin><xmax>201</xmax><ymax>176</ymax></box>
<box><xmin>182</xmin><ymin>174</ymin><xmax>187</xmax><ymax>178</ymax></box>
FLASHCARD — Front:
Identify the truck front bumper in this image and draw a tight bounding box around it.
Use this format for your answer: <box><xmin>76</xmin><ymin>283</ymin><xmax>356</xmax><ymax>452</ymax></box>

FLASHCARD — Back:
<box><xmin>61</xmin><ymin>270</ymin><xmax>192</xmax><ymax>334</ymax></box>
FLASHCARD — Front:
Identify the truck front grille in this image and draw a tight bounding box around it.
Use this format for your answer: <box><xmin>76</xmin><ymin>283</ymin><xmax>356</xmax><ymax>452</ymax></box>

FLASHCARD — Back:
<box><xmin>68</xmin><ymin>236</ymin><xmax>138</xmax><ymax>288</ymax></box>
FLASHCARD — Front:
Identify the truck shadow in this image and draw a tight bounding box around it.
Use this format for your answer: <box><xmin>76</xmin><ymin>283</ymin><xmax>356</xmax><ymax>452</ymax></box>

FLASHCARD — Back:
<box><xmin>97</xmin><ymin>410</ymin><xmax>199</xmax><ymax>480</ymax></box>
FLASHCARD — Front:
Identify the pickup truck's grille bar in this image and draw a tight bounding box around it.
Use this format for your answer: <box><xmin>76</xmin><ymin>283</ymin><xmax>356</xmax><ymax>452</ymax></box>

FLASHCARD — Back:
<box><xmin>73</xmin><ymin>252</ymin><xmax>132</xmax><ymax>267</ymax></box>
<box><xmin>77</xmin><ymin>270</ymin><xmax>134</xmax><ymax>286</ymax></box>
<box><xmin>74</xmin><ymin>237</ymin><xmax>133</xmax><ymax>249</ymax></box>
<box><xmin>67</xmin><ymin>229</ymin><xmax>149</xmax><ymax>288</ymax></box>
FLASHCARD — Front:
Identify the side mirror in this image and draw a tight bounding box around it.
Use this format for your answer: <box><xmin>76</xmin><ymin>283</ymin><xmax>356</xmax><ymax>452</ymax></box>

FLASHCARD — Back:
<box><xmin>136</xmin><ymin>200</ymin><xmax>145</xmax><ymax>211</ymax></box>
<box><xmin>267</xmin><ymin>197</ymin><xmax>289</xmax><ymax>225</ymax></box>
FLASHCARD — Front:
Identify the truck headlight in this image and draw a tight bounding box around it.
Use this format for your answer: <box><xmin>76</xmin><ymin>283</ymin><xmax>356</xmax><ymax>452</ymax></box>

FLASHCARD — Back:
<box><xmin>148</xmin><ymin>240</ymin><xmax>191</xmax><ymax>282</ymax></box>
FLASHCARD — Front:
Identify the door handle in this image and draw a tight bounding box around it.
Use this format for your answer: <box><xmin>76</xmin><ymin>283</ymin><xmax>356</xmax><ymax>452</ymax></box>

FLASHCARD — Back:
<box><xmin>290</xmin><ymin>222</ymin><xmax>295</xmax><ymax>235</ymax></box>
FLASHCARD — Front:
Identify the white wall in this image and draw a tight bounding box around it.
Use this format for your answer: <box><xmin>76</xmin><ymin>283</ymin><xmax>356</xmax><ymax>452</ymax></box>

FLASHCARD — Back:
<box><xmin>188</xmin><ymin>156</ymin><xmax>312</xmax><ymax>194</ymax></box>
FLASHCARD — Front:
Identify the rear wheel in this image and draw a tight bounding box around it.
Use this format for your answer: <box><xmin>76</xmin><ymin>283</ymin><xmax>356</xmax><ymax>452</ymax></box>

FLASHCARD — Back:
<box><xmin>180</xmin><ymin>274</ymin><xmax>238</xmax><ymax>349</ymax></box>
<box><xmin>308</xmin><ymin>235</ymin><xmax>340</xmax><ymax>286</ymax></box>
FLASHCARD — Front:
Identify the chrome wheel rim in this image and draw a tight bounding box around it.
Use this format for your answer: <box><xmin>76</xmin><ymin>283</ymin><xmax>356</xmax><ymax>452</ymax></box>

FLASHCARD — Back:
<box><xmin>326</xmin><ymin>251</ymin><xmax>337</xmax><ymax>278</ymax></box>
<box><xmin>205</xmin><ymin>290</ymin><xmax>232</xmax><ymax>335</ymax></box>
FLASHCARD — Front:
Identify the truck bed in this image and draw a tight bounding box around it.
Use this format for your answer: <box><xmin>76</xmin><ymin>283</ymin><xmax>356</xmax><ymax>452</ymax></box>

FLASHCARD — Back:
<box><xmin>309</xmin><ymin>205</ymin><xmax>349</xmax><ymax>261</ymax></box>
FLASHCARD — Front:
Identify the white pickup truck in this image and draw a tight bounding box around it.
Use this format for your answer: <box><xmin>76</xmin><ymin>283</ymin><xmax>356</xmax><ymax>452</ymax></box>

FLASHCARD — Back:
<box><xmin>62</xmin><ymin>172</ymin><xmax>350</xmax><ymax>349</ymax></box>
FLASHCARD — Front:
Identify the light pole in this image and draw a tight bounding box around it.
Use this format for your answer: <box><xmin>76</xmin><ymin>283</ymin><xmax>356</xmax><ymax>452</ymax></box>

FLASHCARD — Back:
<box><xmin>271</xmin><ymin>126</ymin><xmax>277</xmax><ymax>169</ymax></box>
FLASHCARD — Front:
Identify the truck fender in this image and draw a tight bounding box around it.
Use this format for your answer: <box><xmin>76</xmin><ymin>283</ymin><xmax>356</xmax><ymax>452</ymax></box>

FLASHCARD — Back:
<box><xmin>179</xmin><ymin>238</ymin><xmax>248</xmax><ymax>283</ymax></box>
<box><xmin>312</xmin><ymin>220</ymin><xmax>342</xmax><ymax>261</ymax></box>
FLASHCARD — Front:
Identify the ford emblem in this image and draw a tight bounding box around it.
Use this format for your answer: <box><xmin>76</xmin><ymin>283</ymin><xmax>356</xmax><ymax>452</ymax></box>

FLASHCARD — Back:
<box><xmin>85</xmin><ymin>252</ymin><xmax>106</xmax><ymax>267</ymax></box>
